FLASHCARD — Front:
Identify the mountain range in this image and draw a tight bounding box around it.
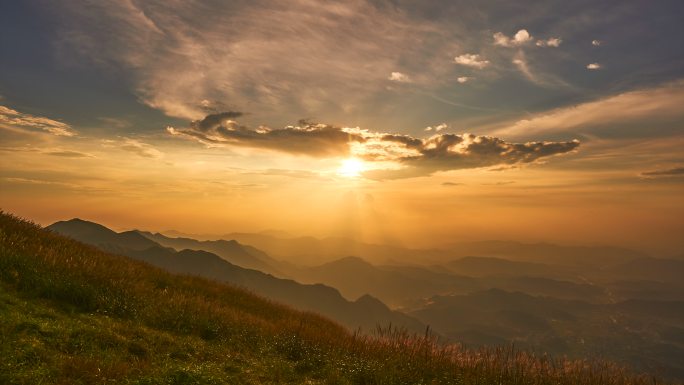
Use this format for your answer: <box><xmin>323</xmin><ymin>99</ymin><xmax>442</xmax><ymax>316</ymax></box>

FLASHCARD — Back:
<box><xmin>45</xmin><ymin>217</ymin><xmax>684</xmax><ymax>380</ymax></box>
<box><xmin>47</xmin><ymin>219</ymin><xmax>425</xmax><ymax>333</ymax></box>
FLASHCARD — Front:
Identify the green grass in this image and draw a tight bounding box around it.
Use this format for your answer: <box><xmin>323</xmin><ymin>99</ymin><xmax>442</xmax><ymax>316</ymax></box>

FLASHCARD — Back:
<box><xmin>0</xmin><ymin>211</ymin><xmax>666</xmax><ymax>384</ymax></box>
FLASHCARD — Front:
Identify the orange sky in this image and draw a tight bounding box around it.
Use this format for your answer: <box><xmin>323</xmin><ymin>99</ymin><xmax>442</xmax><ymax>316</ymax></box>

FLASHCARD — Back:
<box><xmin>1</xmin><ymin>1</ymin><xmax>683</xmax><ymax>257</ymax></box>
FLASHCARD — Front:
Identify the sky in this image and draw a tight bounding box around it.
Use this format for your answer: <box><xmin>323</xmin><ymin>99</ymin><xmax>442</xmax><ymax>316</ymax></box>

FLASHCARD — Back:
<box><xmin>1</xmin><ymin>0</ymin><xmax>683</xmax><ymax>256</ymax></box>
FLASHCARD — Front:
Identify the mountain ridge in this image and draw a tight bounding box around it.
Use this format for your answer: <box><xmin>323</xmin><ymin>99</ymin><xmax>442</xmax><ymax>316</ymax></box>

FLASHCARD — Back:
<box><xmin>47</xmin><ymin>218</ymin><xmax>424</xmax><ymax>333</ymax></box>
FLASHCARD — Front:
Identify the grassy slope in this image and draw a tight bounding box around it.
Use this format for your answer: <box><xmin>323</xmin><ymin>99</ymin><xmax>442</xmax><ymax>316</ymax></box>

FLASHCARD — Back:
<box><xmin>0</xmin><ymin>212</ymin><xmax>664</xmax><ymax>384</ymax></box>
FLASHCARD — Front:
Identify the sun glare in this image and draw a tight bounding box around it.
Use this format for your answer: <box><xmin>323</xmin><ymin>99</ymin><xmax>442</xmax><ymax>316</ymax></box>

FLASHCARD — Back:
<box><xmin>337</xmin><ymin>158</ymin><xmax>365</xmax><ymax>178</ymax></box>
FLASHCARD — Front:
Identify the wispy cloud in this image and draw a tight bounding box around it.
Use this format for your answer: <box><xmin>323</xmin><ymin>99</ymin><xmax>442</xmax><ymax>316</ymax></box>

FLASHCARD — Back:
<box><xmin>454</xmin><ymin>54</ymin><xmax>490</xmax><ymax>69</ymax></box>
<box><xmin>512</xmin><ymin>53</ymin><xmax>535</xmax><ymax>82</ymax></box>
<box><xmin>51</xmin><ymin>1</ymin><xmax>444</xmax><ymax>121</ymax></box>
<box><xmin>0</xmin><ymin>105</ymin><xmax>75</xmax><ymax>136</ymax></box>
<box><xmin>510</xmin><ymin>51</ymin><xmax>570</xmax><ymax>88</ymax></box>
<box><xmin>102</xmin><ymin>137</ymin><xmax>164</xmax><ymax>159</ymax></box>
<box><xmin>641</xmin><ymin>167</ymin><xmax>684</xmax><ymax>177</ymax></box>
<box><xmin>45</xmin><ymin>150</ymin><xmax>94</xmax><ymax>158</ymax></box>
<box><xmin>587</xmin><ymin>63</ymin><xmax>602</xmax><ymax>70</ymax></box>
<box><xmin>592</xmin><ymin>40</ymin><xmax>602</xmax><ymax>46</ymax></box>
<box><xmin>456</xmin><ymin>76</ymin><xmax>471</xmax><ymax>83</ymax></box>
<box><xmin>442</xmin><ymin>182</ymin><xmax>464</xmax><ymax>186</ymax></box>
<box><xmin>494</xmin><ymin>80</ymin><xmax>684</xmax><ymax>138</ymax></box>
<box><xmin>251</xmin><ymin>168</ymin><xmax>328</xmax><ymax>180</ymax></box>
<box><xmin>98</xmin><ymin>117</ymin><xmax>131</xmax><ymax>129</ymax></box>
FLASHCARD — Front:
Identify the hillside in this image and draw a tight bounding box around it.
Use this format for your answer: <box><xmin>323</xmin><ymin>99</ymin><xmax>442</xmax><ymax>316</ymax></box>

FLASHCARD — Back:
<box><xmin>46</xmin><ymin>219</ymin><xmax>423</xmax><ymax>334</ymax></box>
<box><xmin>0</xmin><ymin>211</ymin><xmax>667</xmax><ymax>384</ymax></box>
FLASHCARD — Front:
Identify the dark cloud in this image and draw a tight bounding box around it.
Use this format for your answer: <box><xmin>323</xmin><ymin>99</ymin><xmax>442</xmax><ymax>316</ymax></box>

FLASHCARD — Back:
<box><xmin>45</xmin><ymin>150</ymin><xmax>93</xmax><ymax>158</ymax></box>
<box><xmin>169</xmin><ymin>112</ymin><xmax>580</xmax><ymax>178</ymax></box>
<box><xmin>365</xmin><ymin>133</ymin><xmax>580</xmax><ymax>179</ymax></box>
<box><xmin>168</xmin><ymin>113</ymin><xmax>365</xmax><ymax>157</ymax></box>
<box><xmin>641</xmin><ymin>167</ymin><xmax>684</xmax><ymax>177</ymax></box>
<box><xmin>380</xmin><ymin>134</ymin><xmax>423</xmax><ymax>149</ymax></box>
<box><xmin>193</xmin><ymin>112</ymin><xmax>243</xmax><ymax>131</ymax></box>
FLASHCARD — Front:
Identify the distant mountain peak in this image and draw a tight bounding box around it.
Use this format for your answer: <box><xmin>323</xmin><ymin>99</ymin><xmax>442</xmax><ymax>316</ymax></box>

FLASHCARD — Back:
<box><xmin>355</xmin><ymin>294</ymin><xmax>389</xmax><ymax>310</ymax></box>
<box><xmin>48</xmin><ymin>218</ymin><xmax>117</xmax><ymax>234</ymax></box>
<box><xmin>325</xmin><ymin>256</ymin><xmax>373</xmax><ymax>267</ymax></box>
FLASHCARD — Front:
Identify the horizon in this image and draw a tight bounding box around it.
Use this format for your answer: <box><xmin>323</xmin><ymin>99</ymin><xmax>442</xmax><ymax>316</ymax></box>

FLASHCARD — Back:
<box><xmin>2</xmin><ymin>1</ymin><xmax>684</xmax><ymax>256</ymax></box>
<box><xmin>38</xmin><ymin>215</ymin><xmax>669</xmax><ymax>260</ymax></box>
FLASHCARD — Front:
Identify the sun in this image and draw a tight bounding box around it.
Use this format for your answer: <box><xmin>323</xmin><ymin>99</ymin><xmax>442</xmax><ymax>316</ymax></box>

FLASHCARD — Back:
<box><xmin>337</xmin><ymin>158</ymin><xmax>365</xmax><ymax>178</ymax></box>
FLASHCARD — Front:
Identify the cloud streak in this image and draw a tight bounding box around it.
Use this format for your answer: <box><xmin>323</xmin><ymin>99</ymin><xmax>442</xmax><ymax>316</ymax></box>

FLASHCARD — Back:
<box><xmin>494</xmin><ymin>80</ymin><xmax>684</xmax><ymax>139</ymax></box>
<box><xmin>0</xmin><ymin>106</ymin><xmax>75</xmax><ymax>136</ymax></box>
<box><xmin>510</xmin><ymin>51</ymin><xmax>567</xmax><ymax>87</ymax></box>
<box><xmin>641</xmin><ymin>167</ymin><xmax>684</xmax><ymax>177</ymax></box>
<box><xmin>45</xmin><ymin>150</ymin><xmax>94</xmax><ymax>158</ymax></box>
<box><xmin>102</xmin><ymin>137</ymin><xmax>164</xmax><ymax>159</ymax></box>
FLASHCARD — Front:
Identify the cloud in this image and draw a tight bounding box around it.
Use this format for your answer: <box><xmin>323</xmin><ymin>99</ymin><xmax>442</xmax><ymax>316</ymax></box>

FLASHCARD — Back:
<box><xmin>454</xmin><ymin>54</ymin><xmax>490</xmax><ymax>69</ymax></box>
<box><xmin>98</xmin><ymin>117</ymin><xmax>131</xmax><ymax>129</ymax></box>
<box><xmin>45</xmin><ymin>150</ymin><xmax>94</xmax><ymax>158</ymax></box>
<box><xmin>482</xmin><ymin>180</ymin><xmax>515</xmax><ymax>186</ymax></box>
<box><xmin>510</xmin><ymin>51</ymin><xmax>571</xmax><ymax>88</ymax></box>
<box><xmin>493</xmin><ymin>29</ymin><xmax>533</xmax><ymax>47</ymax></box>
<box><xmin>456</xmin><ymin>76</ymin><xmax>471</xmax><ymax>83</ymax></box>
<box><xmin>51</xmin><ymin>1</ymin><xmax>447</xmax><ymax>121</ymax></box>
<box><xmin>587</xmin><ymin>63</ymin><xmax>602</xmax><ymax>70</ymax></box>
<box><xmin>251</xmin><ymin>169</ymin><xmax>328</xmax><ymax>180</ymax></box>
<box><xmin>168</xmin><ymin>112</ymin><xmax>365</xmax><ymax>157</ymax></box>
<box><xmin>511</xmin><ymin>52</ymin><xmax>555</xmax><ymax>86</ymax></box>
<box><xmin>536</xmin><ymin>37</ymin><xmax>562</xmax><ymax>47</ymax></box>
<box><xmin>493</xmin><ymin>80</ymin><xmax>684</xmax><ymax>138</ymax></box>
<box><xmin>388</xmin><ymin>72</ymin><xmax>411</xmax><ymax>83</ymax></box>
<box><xmin>592</xmin><ymin>40</ymin><xmax>602</xmax><ymax>46</ymax></box>
<box><xmin>102</xmin><ymin>137</ymin><xmax>164</xmax><ymax>158</ymax></box>
<box><xmin>425</xmin><ymin>123</ymin><xmax>447</xmax><ymax>132</ymax></box>
<box><xmin>512</xmin><ymin>54</ymin><xmax>534</xmax><ymax>81</ymax></box>
<box><xmin>359</xmin><ymin>132</ymin><xmax>580</xmax><ymax>179</ymax></box>
<box><xmin>169</xmin><ymin>112</ymin><xmax>579</xmax><ymax>178</ymax></box>
<box><xmin>641</xmin><ymin>167</ymin><xmax>684</xmax><ymax>177</ymax></box>
<box><xmin>442</xmin><ymin>182</ymin><xmax>463</xmax><ymax>186</ymax></box>
<box><xmin>3</xmin><ymin>177</ymin><xmax>74</xmax><ymax>187</ymax></box>
<box><xmin>0</xmin><ymin>105</ymin><xmax>75</xmax><ymax>136</ymax></box>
